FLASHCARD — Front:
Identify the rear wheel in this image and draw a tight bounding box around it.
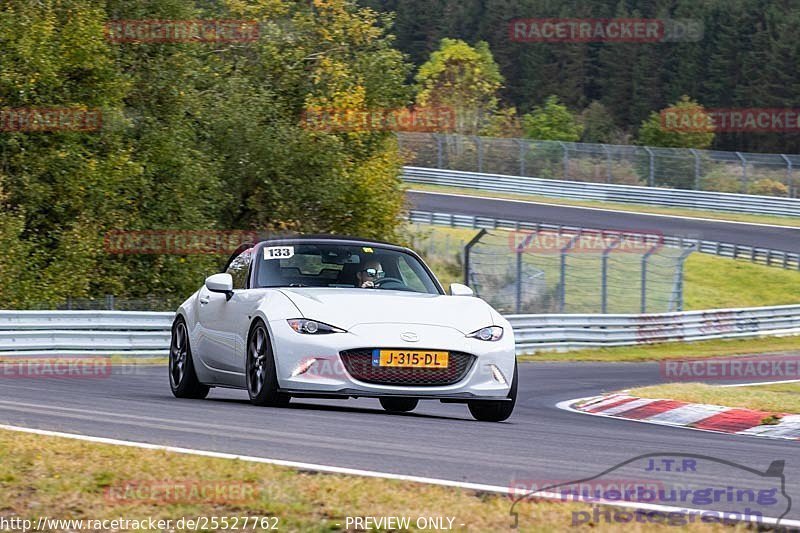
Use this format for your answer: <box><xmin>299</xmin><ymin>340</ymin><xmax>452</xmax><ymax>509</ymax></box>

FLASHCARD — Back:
<box><xmin>468</xmin><ymin>362</ymin><xmax>517</xmax><ymax>422</ymax></box>
<box><xmin>169</xmin><ymin>318</ymin><xmax>210</xmax><ymax>399</ymax></box>
<box><xmin>379</xmin><ymin>397</ymin><xmax>419</xmax><ymax>413</ymax></box>
<box><xmin>246</xmin><ymin>320</ymin><xmax>290</xmax><ymax>407</ymax></box>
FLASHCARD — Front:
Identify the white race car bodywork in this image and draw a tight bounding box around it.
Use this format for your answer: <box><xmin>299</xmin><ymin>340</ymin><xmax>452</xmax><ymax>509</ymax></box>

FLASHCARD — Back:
<box><xmin>179</xmin><ymin>286</ymin><xmax>515</xmax><ymax>400</ymax></box>
<box><xmin>171</xmin><ymin>237</ymin><xmax>517</xmax><ymax>420</ymax></box>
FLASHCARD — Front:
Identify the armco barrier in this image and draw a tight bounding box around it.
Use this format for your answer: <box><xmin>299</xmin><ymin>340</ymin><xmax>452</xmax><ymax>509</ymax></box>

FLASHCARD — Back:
<box><xmin>508</xmin><ymin>304</ymin><xmax>800</xmax><ymax>352</ymax></box>
<box><xmin>402</xmin><ymin>166</ymin><xmax>800</xmax><ymax>217</ymax></box>
<box><xmin>407</xmin><ymin>209</ymin><xmax>800</xmax><ymax>270</ymax></box>
<box><xmin>0</xmin><ymin>307</ymin><xmax>798</xmax><ymax>356</ymax></box>
<box><xmin>0</xmin><ymin>311</ymin><xmax>173</xmax><ymax>357</ymax></box>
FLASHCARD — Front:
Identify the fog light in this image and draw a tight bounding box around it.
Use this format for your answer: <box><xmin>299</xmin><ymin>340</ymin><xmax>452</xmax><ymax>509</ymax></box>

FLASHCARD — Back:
<box><xmin>489</xmin><ymin>364</ymin><xmax>507</xmax><ymax>385</ymax></box>
<box><xmin>291</xmin><ymin>358</ymin><xmax>317</xmax><ymax>377</ymax></box>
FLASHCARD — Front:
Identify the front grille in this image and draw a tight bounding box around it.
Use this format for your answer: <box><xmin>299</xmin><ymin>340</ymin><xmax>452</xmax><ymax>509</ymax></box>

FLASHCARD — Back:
<box><xmin>339</xmin><ymin>349</ymin><xmax>475</xmax><ymax>386</ymax></box>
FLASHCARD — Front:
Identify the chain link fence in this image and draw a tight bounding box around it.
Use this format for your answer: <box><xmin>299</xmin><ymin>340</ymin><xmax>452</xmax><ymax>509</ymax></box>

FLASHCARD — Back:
<box><xmin>27</xmin><ymin>225</ymin><xmax>693</xmax><ymax>315</ymax></box>
<box><xmin>465</xmin><ymin>229</ymin><xmax>694</xmax><ymax>315</ymax></box>
<box><xmin>398</xmin><ymin>132</ymin><xmax>800</xmax><ymax>197</ymax></box>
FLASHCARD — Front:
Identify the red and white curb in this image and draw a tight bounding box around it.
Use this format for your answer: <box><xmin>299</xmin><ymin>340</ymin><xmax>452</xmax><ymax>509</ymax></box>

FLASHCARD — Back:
<box><xmin>561</xmin><ymin>393</ymin><xmax>800</xmax><ymax>441</ymax></box>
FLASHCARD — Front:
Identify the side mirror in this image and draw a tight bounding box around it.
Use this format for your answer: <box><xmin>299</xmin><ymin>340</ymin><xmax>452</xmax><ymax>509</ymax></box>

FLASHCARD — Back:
<box><xmin>449</xmin><ymin>283</ymin><xmax>474</xmax><ymax>297</ymax></box>
<box><xmin>205</xmin><ymin>273</ymin><xmax>234</xmax><ymax>301</ymax></box>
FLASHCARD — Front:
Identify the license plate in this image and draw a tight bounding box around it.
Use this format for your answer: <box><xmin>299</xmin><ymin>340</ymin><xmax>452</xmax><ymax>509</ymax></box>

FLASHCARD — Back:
<box><xmin>372</xmin><ymin>350</ymin><xmax>449</xmax><ymax>368</ymax></box>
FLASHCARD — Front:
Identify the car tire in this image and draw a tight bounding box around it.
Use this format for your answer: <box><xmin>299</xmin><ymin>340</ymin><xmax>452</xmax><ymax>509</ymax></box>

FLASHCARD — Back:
<box><xmin>169</xmin><ymin>317</ymin><xmax>210</xmax><ymax>399</ymax></box>
<box><xmin>379</xmin><ymin>397</ymin><xmax>419</xmax><ymax>413</ymax></box>
<box><xmin>467</xmin><ymin>361</ymin><xmax>517</xmax><ymax>422</ymax></box>
<box><xmin>246</xmin><ymin>320</ymin><xmax>290</xmax><ymax>407</ymax></box>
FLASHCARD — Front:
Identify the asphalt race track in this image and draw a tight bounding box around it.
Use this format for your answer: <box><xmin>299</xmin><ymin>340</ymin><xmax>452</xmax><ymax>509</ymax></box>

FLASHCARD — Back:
<box><xmin>0</xmin><ymin>362</ymin><xmax>797</xmax><ymax>522</ymax></box>
<box><xmin>407</xmin><ymin>190</ymin><xmax>800</xmax><ymax>253</ymax></box>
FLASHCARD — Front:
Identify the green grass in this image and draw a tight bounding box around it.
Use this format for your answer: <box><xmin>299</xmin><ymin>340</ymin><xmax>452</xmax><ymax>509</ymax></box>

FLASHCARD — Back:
<box><xmin>628</xmin><ymin>382</ymin><xmax>800</xmax><ymax>414</ymax></box>
<box><xmin>519</xmin><ymin>336</ymin><xmax>800</xmax><ymax>362</ymax></box>
<box><xmin>684</xmin><ymin>253</ymin><xmax>800</xmax><ymax>309</ymax></box>
<box><xmin>408</xmin><ymin>183</ymin><xmax>800</xmax><ymax>228</ymax></box>
<box><xmin>0</xmin><ymin>428</ymin><xmax>739</xmax><ymax>532</ymax></box>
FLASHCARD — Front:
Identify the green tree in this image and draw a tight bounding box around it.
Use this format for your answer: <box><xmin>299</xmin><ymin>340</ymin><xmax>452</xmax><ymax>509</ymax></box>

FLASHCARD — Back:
<box><xmin>0</xmin><ymin>0</ymin><xmax>144</xmax><ymax>307</ymax></box>
<box><xmin>480</xmin><ymin>107</ymin><xmax>522</xmax><ymax>138</ymax></box>
<box><xmin>637</xmin><ymin>96</ymin><xmax>715</xmax><ymax>189</ymax></box>
<box><xmin>521</xmin><ymin>95</ymin><xmax>583</xmax><ymax>142</ymax></box>
<box><xmin>580</xmin><ymin>101</ymin><xmax>619</xmax><ymax>143</ymax></box>
<box><xmin>215</xmin><ymin>0</ymin><xmax>410</xmax><ymax>241</ymax></box>
<box><xmin>0</xmin><ymin>0</ymin><xmax>412</xmax><ymax>307</ymax></box>
<box><xmin>415</xmin><ymin>38</ymin><xmax>503</xmax><ymax>134</ymax></box>
<box><xmin>638</xmin><ymin>96</ymin><xmax>714</xmax><ymax>149</ymax></box>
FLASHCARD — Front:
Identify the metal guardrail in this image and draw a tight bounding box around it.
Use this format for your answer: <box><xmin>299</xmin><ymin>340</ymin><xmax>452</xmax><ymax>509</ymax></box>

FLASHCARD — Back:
<box><xmin>402</xmin><ymin>166</ymin><xmax>800</xmax><ymax>217</ymax></box>
<box><xmin>0</xmin><ymin>308</ymin><xmax>797</xmax><ymax>356</ymax></box>
<box><xmin>508</xmin><ymin>305</ymin><xmax>800</xmax><ymax>353</ymax></box>
<box><xmin>407</xmin><ymin>210</ymin><xmax>800</xmax><ymax>270</ymax></box>
<box><xmin>0</xmin><ymin>311</ymin><xmax>173</xmax><ymax>357</ymax></box>
<box><xmin>397</xmin><ymin>132</ymin><xmax>800</xmax><ymax>197</ymax></box>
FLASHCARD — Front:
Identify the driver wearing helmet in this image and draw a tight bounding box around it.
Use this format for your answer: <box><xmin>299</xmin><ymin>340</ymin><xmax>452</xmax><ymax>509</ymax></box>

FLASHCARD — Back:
<box><xmin>357</xmin><ymin>259</ymin><xmax>384</xmax><ymax>288</ymax></box>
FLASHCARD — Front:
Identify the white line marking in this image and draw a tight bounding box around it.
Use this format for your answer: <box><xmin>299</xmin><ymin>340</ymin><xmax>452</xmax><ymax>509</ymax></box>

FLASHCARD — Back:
<box><xmin>409</xmin><ymin>189</ymin><xmax>800</xmax><ymax>230</ymax></box>
<box><xmin>0</xmin><ymin>422</ymin><xmax>797</xmax><ymax>528</ymax></box>
<box><xmin>719</xmin><ymin>379</ymin><xmax>800</xmax><ymax>388</ymax></box>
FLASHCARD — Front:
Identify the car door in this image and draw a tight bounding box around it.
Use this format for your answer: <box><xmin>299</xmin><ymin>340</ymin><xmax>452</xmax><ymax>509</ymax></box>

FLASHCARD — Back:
<box><xmin>197</xmin><ymin>247</ymin><xmax>253</xmax><ymax>376</ymax></box>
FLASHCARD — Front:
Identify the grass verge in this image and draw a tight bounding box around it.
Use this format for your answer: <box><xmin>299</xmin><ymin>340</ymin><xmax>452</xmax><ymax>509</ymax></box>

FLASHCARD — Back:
<box><xmin>519</xmin><ymin>336</ymin><xmax>800</xmax><ymax>362</ymax></box>
<box><xmin>627</xmin><ymin>382</ymin><xmax>800</xmax><ymax>414</ymax></box>
<box><xmin>0</xmin><ymin>428</ymin><xmax>738</xmax><ymax>532</ymax></box>
<box><xmin>683</xmin><ymin>254</ymin><xmax>800</xmax><ymax>309</ymax></box>
<box><xmin>407</xmin><ymin>183</ymin><xmax>800</xmax><ymax>228</ymax></box>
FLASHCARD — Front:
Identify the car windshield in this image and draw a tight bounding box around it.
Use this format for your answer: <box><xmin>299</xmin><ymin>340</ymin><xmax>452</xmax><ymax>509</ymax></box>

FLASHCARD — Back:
<box><xmin>254</xmin><ymin>242</ymin><xmax>441</xmax><ymax>294</ymax></box>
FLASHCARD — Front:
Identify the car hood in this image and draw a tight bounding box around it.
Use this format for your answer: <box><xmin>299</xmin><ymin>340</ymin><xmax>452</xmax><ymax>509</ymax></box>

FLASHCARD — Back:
<box><xmin>277</xmin><ymin>287</ymin><xmax>493</xmax><ymax>333</ymax></box>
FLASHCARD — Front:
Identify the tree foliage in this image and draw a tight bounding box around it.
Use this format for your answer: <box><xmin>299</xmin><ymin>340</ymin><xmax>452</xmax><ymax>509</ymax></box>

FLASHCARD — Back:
<box><xmin>414</xmin><ymin>38</ymin><xmax>503</xmax><ymax>134</ymax></box>
<box><xmin>521</xmin><ymin>95</ymin><xmax>583</xmax><ymax>142</ymax></box>
<box><xmin>638</xmin><ymin>96</ymin><xmax>715</xmax><ymax>149</ymax></box>
<box><xmin>0</xmin><ymin>0</ymin><xmax>410</xmax><ymax>308</ymax></box>
<box><xmin>363</xmin><ymin>0</ymin><xmax>800</xmax><ymax>152</ymax></box>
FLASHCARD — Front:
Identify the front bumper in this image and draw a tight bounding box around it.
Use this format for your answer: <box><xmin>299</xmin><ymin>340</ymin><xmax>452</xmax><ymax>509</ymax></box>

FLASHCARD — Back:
<box><xmin>268</xmin><ymin>320</ymin><xmax>516</xmax><ymax>399</ymax></box>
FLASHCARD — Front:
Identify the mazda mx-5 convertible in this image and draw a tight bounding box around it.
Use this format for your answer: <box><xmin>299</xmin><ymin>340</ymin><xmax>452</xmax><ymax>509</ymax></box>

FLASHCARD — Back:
<box><xmin>169</xmin><ymin>236</ymin><xmax>517</xmax><ymax>421</ymax></box>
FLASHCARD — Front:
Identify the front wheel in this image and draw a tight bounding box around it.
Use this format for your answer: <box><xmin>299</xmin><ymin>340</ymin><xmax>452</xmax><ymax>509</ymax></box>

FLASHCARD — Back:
<box><xmin>468</xmin><ymin>362</ymin><xmax>517</xmax><ymax>422</ymax></box>
<box><xmin>379</xmin><ymin>397</ymin><xmax>419</xmax><ymax>413</ymax></box>
<box><xmin>169</xmin><ymin>318</ymin><xmax>210</xmax><ymax>399</ymax></box>
<box><xmin>246</xmin><ymin>320</ymin><xmax>290</xmax><ymax>407</ymax></box>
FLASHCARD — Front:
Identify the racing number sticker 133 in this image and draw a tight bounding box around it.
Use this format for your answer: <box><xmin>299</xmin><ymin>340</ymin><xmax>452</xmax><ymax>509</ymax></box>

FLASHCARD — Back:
<box><xmin>263</xmin><ymin>246</ymin><xmax>294</xmax><ymax>260</ymax></box>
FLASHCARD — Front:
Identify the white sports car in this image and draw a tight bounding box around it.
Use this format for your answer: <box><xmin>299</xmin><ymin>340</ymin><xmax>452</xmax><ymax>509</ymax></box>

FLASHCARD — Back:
<box><xmin>170</xmin><ymin>236</ymin><xmax>517</xmax><ymax>421</ymax></box>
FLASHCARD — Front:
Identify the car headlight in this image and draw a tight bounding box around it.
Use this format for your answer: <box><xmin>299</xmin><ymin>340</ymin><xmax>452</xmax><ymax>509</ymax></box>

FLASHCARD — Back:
<box><xmin>467</xmin><ymin>326</ymin><xmax>503</xmax><ymax>341</ymax></box>
<box><xmin>287</xmin><ymin>319</ymin><xmax>346</xmax><ymax>334</ymax></box>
